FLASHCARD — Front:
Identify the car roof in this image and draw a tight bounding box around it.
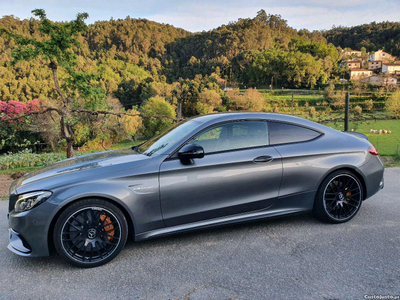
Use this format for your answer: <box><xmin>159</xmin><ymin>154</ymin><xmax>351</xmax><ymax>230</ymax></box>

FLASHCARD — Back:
<box><xmin>188</xmin><ymin>112</ymin><xmax>333</xmax><ymax>133</ymax></box>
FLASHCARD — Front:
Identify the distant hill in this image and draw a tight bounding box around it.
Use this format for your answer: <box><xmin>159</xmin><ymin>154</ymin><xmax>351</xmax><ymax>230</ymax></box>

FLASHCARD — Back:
<box><xmin>323</xmin><ymin>21</ymin><xmax>400</xmax><ymax>57</ymax></box>
<box><xmin>1</xmin><ymin>10</ymin><xmax>398</xmax><ymax>106</ymax></box>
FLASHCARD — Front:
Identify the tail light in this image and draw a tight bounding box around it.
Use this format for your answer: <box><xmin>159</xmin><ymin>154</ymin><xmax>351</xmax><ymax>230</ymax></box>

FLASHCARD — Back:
<box><xmin>368</xmin><ymin>146</ymin><xmax>379</xmax><ymax>155</ymax></box>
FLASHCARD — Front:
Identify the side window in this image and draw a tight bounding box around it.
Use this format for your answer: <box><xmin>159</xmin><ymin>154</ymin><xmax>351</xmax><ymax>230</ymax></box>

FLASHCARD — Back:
<box><xmin>269</xmin><ymin>122</ymin><xmax>321</xmax><ymax>145</ymax></box>
<box><xmin>189</xmin><ymin>121</ymin><xmax>269</xmax><ymax>153</ymax></box>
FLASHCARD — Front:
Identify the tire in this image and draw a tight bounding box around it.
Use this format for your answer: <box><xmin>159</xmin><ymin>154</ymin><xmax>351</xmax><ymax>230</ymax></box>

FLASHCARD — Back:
<box><xmin>313</xmin><ymin>170</ymin><xmax>363</xmax><ymax>223</ymax></box>
<box><xmin>53</xmin><ymin>199</ymin><xmax>128</xmax><ymax>268</ymax></box>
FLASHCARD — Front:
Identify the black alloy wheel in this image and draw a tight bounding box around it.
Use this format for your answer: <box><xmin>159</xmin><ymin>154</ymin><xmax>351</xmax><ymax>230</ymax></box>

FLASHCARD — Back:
<box><xmin>54</xmin><ymin>199</ymin><xmax>128</xmax><ymax>268</ymax></box>
<box><xmin>314</xmin><ymin>171</ymin><xmax>363</xmax><ymax>223</ymax></box>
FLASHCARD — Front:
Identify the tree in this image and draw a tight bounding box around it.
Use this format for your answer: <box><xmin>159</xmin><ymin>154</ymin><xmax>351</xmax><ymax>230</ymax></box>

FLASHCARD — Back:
<box><xmin>227</xmin><ymin>88</ymin><xmax>265</xmax><ymax>111</ymax></box>
<box><xmin>1</xmin><ymin>9</ymin><xmax>104</xmax><ymax>157</ymax></box>
<box><xmin>1</xmin><ymin>10</ymin><xmax>175</xmax><ymax>157</ymax></box>
<box><xmin>140</xmin><ymin>96</ymin><xmax>176</xmax><ymax>138</ymax></box>
<box><xmin>196</xmin><ymin>89</ymin><xmax>222</xmax><ymax>115</ymax></box>
<box><xmin>385</xmin><ymin>90</ymin><xmax>400</xmax><ymax>115</ymax></box>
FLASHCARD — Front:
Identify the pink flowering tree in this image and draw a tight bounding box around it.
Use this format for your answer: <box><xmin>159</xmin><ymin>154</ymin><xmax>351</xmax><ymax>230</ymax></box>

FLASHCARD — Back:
<box><xmin>0</xmin><ymin>99</ymin><xmax>43</xmax><ymax>150</ymax></box>
<box><xmin>0</xmin><ymin>99</ymin><xmax>41</xmax><ymax>122</ymax></box>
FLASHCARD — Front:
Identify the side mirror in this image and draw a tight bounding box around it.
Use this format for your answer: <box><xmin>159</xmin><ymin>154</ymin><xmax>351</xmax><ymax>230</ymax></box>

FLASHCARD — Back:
<box><xmin>178</xmin><ymin>144</ymin><xmax>204</xmax><ymax>160</ymax></box>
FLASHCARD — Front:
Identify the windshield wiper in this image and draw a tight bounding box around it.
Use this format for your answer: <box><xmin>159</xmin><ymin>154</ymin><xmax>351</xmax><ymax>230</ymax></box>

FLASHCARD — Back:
<box><xmin>132</xmin><ymin>142</ymin><xmax>145</xmax><ymax>153</ymax></box>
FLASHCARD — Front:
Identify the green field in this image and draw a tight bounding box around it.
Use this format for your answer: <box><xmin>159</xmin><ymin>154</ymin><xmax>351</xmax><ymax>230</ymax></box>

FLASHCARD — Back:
<box><xmin>326</xmin><ymin>120</ymin><xmax>400</xmax><ymax>156</ymax></box>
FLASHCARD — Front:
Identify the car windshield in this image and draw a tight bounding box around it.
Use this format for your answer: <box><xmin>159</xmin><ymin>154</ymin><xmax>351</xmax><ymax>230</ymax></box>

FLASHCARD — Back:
<box><xmin>137</xmin><ymin>120</ymin><xmax>202</xmax><ymax>156</ymax></box>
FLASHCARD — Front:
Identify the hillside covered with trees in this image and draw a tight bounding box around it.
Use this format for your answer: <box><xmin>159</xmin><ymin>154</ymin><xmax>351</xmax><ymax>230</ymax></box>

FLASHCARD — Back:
<box><xmin>0</xmin><ymin>10</ymin><xmax>343</xmax><ymax>105</ymax></box>
<box><xmin>323</xmin><ymin>21</ymin><xmax>400</xmax><ymax>57</ymax></box>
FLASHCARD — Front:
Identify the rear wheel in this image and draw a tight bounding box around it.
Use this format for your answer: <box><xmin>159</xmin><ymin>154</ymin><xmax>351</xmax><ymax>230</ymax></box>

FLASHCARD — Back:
<box><xmin>53</xmin><ymin>199</ymin><xmax>128</xmax><ymax>268</ymax></box>
<box><xmin>313</xmin><ymin>170</ymin><xmax>363</xmax><ymax>223</ymax></box>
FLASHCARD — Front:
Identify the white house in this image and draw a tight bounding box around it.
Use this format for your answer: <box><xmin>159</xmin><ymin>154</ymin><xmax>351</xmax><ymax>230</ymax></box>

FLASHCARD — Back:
<box><xmin>349</xmin><ymin>69</ymin><xmax>373</xmax><ymax>80</ymax></box>
<box><xmin>360</xmin><ymin>75</ymin><xmax>397</xmax><ymax>87</ymax></box>
<box><xmin>368</xmin><ymin>60</ymin><xmax>382</xmax><ymax>71</ymax></box>
<box><xmin>369</xmin><ymin>50</ymin><xmax>396</xmax><ymax>62</ymax></box>
<box><xmin>382</xmin><ymin>63</ymin><xmax>400</xmax><ymax>75</ymax></box>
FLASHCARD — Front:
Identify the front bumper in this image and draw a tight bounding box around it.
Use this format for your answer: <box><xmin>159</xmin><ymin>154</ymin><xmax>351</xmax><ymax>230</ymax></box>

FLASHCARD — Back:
<box><xmin>7</xmin><ymin>201</ymin><xmax>58</xmax><ymax>257</ymax></box>
<box><xmin>8</xmin><ymin>228</ymin><xmax>32</xmax><ymax>256</ymax></box>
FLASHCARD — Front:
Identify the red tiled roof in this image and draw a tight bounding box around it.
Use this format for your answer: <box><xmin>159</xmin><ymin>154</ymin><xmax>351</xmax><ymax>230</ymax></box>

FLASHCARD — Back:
<box><xmin>350</xmin><ymin>69</ymin><xmax>371</xmax><ymax>72</ymax></box>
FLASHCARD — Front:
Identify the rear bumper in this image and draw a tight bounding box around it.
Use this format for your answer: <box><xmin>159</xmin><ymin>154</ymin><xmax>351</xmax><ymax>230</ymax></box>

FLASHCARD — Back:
<box><xmin>7</xmin><ymin>201</ymin><xmax>57</xmax><ymax>257</ymax></box>
<box><xmin>359</xmin><ymin>155</ymin><xmax>384</xmax><ymax>200</ymax></box>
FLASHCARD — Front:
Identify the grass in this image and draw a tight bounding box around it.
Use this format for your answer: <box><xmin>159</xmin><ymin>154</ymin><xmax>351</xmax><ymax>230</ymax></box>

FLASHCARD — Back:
<box><xmin>325</xmin><ymin>119</ymin><xmax>400</xmax><ymax>156</ymax></box>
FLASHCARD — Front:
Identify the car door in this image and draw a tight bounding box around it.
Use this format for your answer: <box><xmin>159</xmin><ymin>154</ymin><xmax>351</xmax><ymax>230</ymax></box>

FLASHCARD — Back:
<box><xmin>268</xmin><ymin>121</ymin><xmax>323</xmax><ymax>198</ymax></box>
<box><xmin>159</xmin><ymin>120</ymin><xmax>283</xmax><ymax>227</ymax></box>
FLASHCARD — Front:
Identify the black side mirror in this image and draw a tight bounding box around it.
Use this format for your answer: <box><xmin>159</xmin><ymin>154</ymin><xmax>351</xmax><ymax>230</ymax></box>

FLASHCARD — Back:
<box><xmin>178</xmin><ymin>144</ymin><xmax>204</xmax><ymax>160</ymax></box>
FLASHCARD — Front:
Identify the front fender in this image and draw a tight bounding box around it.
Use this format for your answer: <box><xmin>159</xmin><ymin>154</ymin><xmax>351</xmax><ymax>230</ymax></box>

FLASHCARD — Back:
<box><xmin>47</xmin><ymin>174</ymin><xmax>164</xmax><ymax>238</ymax></box>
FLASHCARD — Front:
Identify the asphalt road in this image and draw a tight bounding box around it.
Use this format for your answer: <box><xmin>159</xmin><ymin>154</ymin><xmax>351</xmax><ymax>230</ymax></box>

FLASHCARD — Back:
<box><xmin>0</xmin><ymin>169</ymin><xmax>399</xmax><ymax>300</ymax></box>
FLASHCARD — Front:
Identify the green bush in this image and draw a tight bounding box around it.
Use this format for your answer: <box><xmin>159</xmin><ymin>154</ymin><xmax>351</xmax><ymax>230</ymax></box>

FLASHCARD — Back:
<box><xmin>354</xmin><ymin>105</ymin><xmax>363</xmax><ymax>115</ymax></box>
<box><xmin>0</xmin><ymin>149</ymin><xmax>66</xmax><ymax>170</ymax></box>
<box><xmin>309</xmin><ymin>106</ymin><xmax>316</xmax><ymax>118</ymax></box>
<box><xmin>140</xmin><ymin>96</ymin><xmax>176</xmax><ymax>138</ymax></box>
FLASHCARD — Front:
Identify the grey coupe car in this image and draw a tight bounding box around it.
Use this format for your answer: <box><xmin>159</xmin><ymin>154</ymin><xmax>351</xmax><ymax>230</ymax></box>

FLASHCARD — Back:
<box><xmin>7</xmin><ymin>112</ymin><xmax>384</xmax><ymax>267</ymax></box>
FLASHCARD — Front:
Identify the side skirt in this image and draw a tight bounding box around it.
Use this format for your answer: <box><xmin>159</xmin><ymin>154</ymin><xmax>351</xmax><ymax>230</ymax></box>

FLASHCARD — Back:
<box><xmin>135</xmin><ymin>208</ymin><xmax>308</xmax><ymax>241</ymax></box>
<box><xmin>135</xmin><ymin>190</ymin><xmax>316</xmax><ymax>241</ymax></box>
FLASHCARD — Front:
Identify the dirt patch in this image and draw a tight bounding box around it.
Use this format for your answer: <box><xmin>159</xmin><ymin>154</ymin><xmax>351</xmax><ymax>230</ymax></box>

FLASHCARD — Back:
<box><xmin>0</xmin><ymin>175</ymin><xmax>14</xmax><ymax>199</ymax></box>
<box><xmin>380</xmin><ymin>156</ymin><xmax>396</xmax><ymax>164</ymax></box>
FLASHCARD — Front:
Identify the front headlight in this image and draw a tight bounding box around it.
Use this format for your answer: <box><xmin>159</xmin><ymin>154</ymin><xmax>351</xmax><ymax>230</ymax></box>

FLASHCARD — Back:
<box><xmin>15</xmin><ymin>191</ymin><xmax>52</xmax><ymax>213</ymax></box>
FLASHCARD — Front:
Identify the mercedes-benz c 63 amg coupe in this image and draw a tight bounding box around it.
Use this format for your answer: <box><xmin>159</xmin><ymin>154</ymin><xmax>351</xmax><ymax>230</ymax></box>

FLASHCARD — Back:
<box><xmin>7</xmin><ymin>112</ymin><xmax>384</xmax><ymax>267</ymax></box>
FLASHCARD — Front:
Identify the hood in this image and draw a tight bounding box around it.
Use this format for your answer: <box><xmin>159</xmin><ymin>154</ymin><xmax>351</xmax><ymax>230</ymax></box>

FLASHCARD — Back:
<box><xmin>12</xmin><ymin>148</ymin><xmax>151</xmax><ymax>192</ymax></box>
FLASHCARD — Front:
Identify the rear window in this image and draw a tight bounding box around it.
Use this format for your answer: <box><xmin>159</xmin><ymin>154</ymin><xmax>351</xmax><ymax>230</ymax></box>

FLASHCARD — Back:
<box><xmin>269</xmin><ymin>122</ymin><xmax>320</xmax><ymax>145</ymax></box>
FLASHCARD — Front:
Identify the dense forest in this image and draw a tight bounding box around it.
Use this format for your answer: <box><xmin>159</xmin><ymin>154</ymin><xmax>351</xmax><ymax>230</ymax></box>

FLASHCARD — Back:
<box><xmin>0</xmin><ymin>10</ymin><xmax>345</xmax><ymax>107</ymax></box>
<box><xmin>324</xmin><ymin>21</ymin><xmax>400</xmax><ymax>57</ymax></box>
<box><xmin>1</xmin><ymin>11</ymin><xmax>400</xmax><ymax>111</ymax></box>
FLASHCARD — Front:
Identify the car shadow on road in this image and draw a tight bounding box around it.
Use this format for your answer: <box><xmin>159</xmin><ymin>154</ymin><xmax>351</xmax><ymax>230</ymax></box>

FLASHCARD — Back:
<box><xmin>124</xmin><ymin>212</ymin><xmax>321</xmax><ymax>250</ymax></box>
<box><xmin>4</xmin><ymin>212</ymin><xmax>324</xmax><ymax>270</ymax></box>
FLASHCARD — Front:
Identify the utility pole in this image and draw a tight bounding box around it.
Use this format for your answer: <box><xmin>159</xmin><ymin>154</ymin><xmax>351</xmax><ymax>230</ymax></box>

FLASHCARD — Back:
<box><xmin>291</xmin><ymin>93</ymin><xmax>294</xmax><ymax>115</ymax></box>
<box><xmin>177</xmin><ymin>102</ymin><xmax>182</xmax><ymax>122</ymax></box>
<box><xmin>344</xmin><ymin>92</ymin><xmax>350</xmax><ymax>131</ymax></box>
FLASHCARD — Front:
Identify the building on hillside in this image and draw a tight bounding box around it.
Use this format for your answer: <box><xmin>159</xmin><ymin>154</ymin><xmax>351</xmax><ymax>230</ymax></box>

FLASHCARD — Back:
<box><xmin>360</xmin><ymin>75</ymin><xmax>397</xmax><ymax>87</ymax></box>
<box><xmin>349</xmin><ymin>69</ymin><xmax>373</xmax><ymax>80</ymax></box>
<box><xmin>345</xmin><ymin>60</ymin><xmax>362</xmax><ymax>69</ymax></box>
<box><xmin>343</xmin><ymin>50</ymin><xmax>362</xmax><ymax>58</ymax></box>
<box><xmin>382</xmin><ymin>63</ymin><xmax>400</xmax><ymax>75</ymax></box>
<box><xmin>368</xmin><ymin>60</ymin><xmax>382</xmax><ymax>71</ymax></box>
<box><xmin>369</xmin><ymin>50</ymin><xmax>396</xmax><ymax>62</ymax></box>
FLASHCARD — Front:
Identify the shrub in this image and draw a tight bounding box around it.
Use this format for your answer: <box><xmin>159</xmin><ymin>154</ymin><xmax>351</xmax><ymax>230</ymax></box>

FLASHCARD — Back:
<box><xmin>196</xmin><ymin>89</ymin><xmax>222</xmax><ymax>115</ymax></box>
<box><xmin>227</xmin><ymin>88</ymin><xmax>265</xmax><ymax>111</ymax></box>
<box><xmin>354</xmin><ymin>105</ymin><xmax>362</xmax><ymax>115</ymax></box>
<box><xmin>364</xmin><ymin>99</ymin><xmax>374</xmax><ymax>111</ymax></box>
<box><xmin>140</xmin><ymin>96</ymin><xmax>176</xmax><ymax>138</ymax></box>
<box><xmin>0</xmin><ymin>99</ymin><xmax>41</xmax><ymax>122</ymax></box>
<box><xmin>309</xmin><ymin>106</ymin><xmax>316</xmax><ymax>118</ymax></box>
<box><xmin>385</xmin><ymin>90</ymin><xmax>400</xmax><ymax>115</ymax></box>
<box><xmin>0</xmin><ymin>149</ymin><xmax>66</xmax><ymax>170</ymax></box>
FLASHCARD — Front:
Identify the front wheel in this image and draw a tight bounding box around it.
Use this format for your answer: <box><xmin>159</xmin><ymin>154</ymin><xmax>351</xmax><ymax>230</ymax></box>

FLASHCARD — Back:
<box><xmin>313</xmin><ymin>171</ymin><xmax>363</xmax><ymax>223</ymax></box>
<box><xmin>53</xmin><ymin>199</ymin><xmax>128</xmax><ymax>268</ymax></box>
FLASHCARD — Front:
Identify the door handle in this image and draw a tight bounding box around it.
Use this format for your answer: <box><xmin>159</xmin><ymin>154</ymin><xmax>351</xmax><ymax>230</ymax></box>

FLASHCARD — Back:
<box><xmin>253</xmin><ymin>155</ymin><xmax>273</xmax><ymax>163</ymax></box>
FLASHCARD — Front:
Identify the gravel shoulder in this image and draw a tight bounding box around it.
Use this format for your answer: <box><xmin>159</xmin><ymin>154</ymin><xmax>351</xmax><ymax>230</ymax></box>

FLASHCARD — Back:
<box><xmin>0</xmin><ymin>175</ymin><xmax>13</xmax><ymax>199</ymax></box>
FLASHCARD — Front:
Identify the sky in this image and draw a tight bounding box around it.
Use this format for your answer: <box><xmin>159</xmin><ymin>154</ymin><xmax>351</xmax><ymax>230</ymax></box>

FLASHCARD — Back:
<box><xmin>1</xmin><ymin>0</ymin><xmax>399</xmax><ymax>32</ymax></box>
